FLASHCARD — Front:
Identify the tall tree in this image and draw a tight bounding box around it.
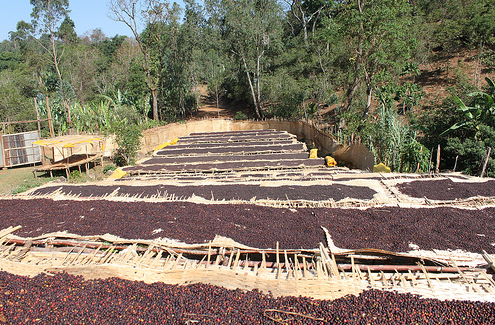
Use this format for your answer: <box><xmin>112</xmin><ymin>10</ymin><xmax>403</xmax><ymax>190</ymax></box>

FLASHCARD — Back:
<box><xmin>109</xmin><ymin>0</ymin><xmax>175</xmax><ymax>121</ymax></box>
<box><xmin>221</xmin><ymin>0</ymin><xmax>283</xmax><ymax>118</ymax></box>
<box><xmin>30</xmin><ymin>0</ymin><xmax>74</xmax><ymax>125</ymax></box>
<box><xmin>336</xmin><ymin>0</ymin><xmax>416</xmax><ymax>118</ymax></box>
<box><xmin>285</xmin><ymin>0</ymin><xmax>326</xmax><ymax>46</ymax></box>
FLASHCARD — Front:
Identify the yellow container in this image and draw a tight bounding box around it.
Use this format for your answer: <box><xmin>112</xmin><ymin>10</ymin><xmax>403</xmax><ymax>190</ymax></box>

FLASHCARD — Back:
<box><xmin>325</xmin><ymin>156</ymin><xmax>337</xmax><ymax>167</ymax></box>
<box><xmin>373</xmin><ymin>162</ymin><xmax>391</xmax><ymax>173</ymax></box>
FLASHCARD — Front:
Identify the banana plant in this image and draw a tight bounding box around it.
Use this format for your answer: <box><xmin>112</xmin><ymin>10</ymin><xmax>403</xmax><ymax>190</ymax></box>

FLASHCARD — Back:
<box><xmin>441</xmin><ymin>77</ymin><xmax>495</xmax><ymax>138</ymax></box>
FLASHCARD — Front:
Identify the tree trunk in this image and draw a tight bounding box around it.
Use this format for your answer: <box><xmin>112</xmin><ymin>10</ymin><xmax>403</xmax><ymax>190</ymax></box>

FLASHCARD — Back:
<box><xmin>142</xmin><ymin>47</ymin><xmax>159</xmax><ymax>121</ymax></box>
<box><xmin>363</xmin><ymin>86</ymin><xmax>373</xmax><ymax>118</ymax></box>
<box><xmin>50</xmin><ymin>31</ymin><xmax>72</xmax><ymax>126</ymax></box>
<box><xmin>242</xmin><ymin>56</ymin><xmax>262</xmax><ymax>119</ymax></box>
<box><xmin>435</xmin><ymin>144</ymin><xmax>441</xmax><ymax>174</ymax></box>
<box><xmin>46</xmin><ymin>96</ymin><xmax>55</xmax><ymax>138</ymax></box>
<box><xmin>151</xmin><ymin>89</ymin><xmax>158</xmax><ymax>121</ymax></box>
<box><xmin>345</xmin><ymin>41</ymin><xmax>363</xmax><ymax>112</ymax></box>
<box><xmin>302</xmin><ymin>21</ymin><xmax>308</xmax><ymax>46</ymax></box>
<box><xmin>256</xmin><ymin>53</ymin><xmax>264</xmax><ymax>119</ymax></box>
<box><xmin>215</xmin><ymin>85</ymin><xmax>220</xmax><ymax>117</ymax></box>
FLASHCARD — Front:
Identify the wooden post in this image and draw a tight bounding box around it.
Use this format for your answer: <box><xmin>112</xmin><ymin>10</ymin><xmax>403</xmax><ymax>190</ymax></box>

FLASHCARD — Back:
<box><xmin>453</xmin><ymin>155</ymin><xmax>459</xmax><ymax>172</ymax></box>
<box><xmin>46</xmin><ymin>97</ymin><xmax>55</xmax><ymax>138</ymax></box>
<box><xmin>415</xmin><ymin>146</ymin><xmax>423</xmax><ymax>173</ymax></box>
<box><xmin>480</xmin><ymin>147</ymin><xmax>492</xmax><ymax>178</ymax></box>
<box><xmin>435</xmin><ymin>144</ymin><xmax>440</xmax><ymax>174</ymax></box>
<box><xmin>33</xmin><ymin>98</ymin><xmax>41</xmax><ymax>137</ymax></box>
<box><xmin>428</xmin><ymin>147</ymin><xmax>434</xmax><ymax>173</ymax></box>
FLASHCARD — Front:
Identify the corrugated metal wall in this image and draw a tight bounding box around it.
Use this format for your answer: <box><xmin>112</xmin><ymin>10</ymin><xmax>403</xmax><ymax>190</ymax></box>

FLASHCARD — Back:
<box><xmin>1</xmin><ymin>131</ymin><xmax>41</xmax><ymax>168</ymax></box>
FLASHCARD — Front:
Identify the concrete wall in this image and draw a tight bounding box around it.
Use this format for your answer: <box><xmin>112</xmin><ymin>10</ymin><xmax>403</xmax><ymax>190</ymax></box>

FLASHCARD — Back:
<box><xmin>140</xmin><ymin>118</ymin><xmax>374</xmax><ymax>171</ymax></box>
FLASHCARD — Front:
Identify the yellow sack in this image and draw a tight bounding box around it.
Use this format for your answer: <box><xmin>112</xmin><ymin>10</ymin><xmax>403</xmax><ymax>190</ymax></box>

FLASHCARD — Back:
<box><xmin>153</xmin><ymin>142</ymin><xmax>170</xmax><ymax>152</ymax></box>
<box><xmin>170</xmin><ymin>137</ymin><xmax>180</xmax><ymax>145</ymax></box>
<box><xmin>309</xmin><ymin>148</ymin><xmax>318</xmax><ymax>159</ymax></box>
<box><xmin>373</xmin><ymin>162</ymin><xmax>391</xmax><ymax>173</ymax></box>
<box><xmin>325</xmin><ymin>156</ymin><xmax>337</xmax><ymax>167</ymax></box>
<box><xmin>108</xmin><ymin>168</ymin><xmax>127</xmax><ymax>179</ymax></box>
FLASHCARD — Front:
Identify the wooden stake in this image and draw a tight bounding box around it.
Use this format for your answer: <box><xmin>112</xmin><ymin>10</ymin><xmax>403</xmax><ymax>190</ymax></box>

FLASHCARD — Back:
<box><xmin>480</xmin><ymin>147</ymin><xmax>492</xmax><ymax>178</ymax></box>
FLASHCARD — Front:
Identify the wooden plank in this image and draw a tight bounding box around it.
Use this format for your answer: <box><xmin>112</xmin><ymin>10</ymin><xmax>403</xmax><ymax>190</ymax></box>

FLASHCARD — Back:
<box><xmin>171</xmin><ymin>253</ymin><xmax>183</xmax><ymax>270</ymax></box>
<box><xmin>98</xmin><ymin>246</ymin><xmax>116</xmax><ymax>265</ymax></box>
<box><xmin>284</xmin><ymin>250</ymin><xmax>291</xmax><ymax>280</ymax></box>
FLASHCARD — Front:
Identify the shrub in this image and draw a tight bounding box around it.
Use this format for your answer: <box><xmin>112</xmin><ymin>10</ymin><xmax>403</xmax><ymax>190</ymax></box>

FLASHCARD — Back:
<box><xmin>103</xmin><ymin>165</ymin><xmax>117</xmax><ymax>174</ymax></box>
<box><xmin>113</xmin><ymin>124</ymin><xmax>142</xmax><ymax>167</ymax></box>
<box><xmin>234</xmin><ymin>111</ymin><xmax>248</xmax><ymax>120</ymax></box>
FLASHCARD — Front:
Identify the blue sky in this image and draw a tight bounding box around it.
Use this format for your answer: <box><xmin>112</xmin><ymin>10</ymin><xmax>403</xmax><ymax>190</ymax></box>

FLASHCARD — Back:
<box><xmin>0</xmin><ymin>0</ymin><xmax>185</xmax><ymax>42</ymax></box>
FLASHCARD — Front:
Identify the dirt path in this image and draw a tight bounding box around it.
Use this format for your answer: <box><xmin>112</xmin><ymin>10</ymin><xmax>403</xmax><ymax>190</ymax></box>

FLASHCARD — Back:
<box><xmin>192</xmin><ymin>85</ymin><xmax>235</xmax><ymax>119</ymax></box>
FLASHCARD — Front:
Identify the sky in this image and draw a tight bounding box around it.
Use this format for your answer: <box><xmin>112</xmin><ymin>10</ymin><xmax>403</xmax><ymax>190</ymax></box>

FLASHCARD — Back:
<box><xmin>0</xmin><ymin>0</ymin><xmax>185</xmax><ymax>42</ymax></box>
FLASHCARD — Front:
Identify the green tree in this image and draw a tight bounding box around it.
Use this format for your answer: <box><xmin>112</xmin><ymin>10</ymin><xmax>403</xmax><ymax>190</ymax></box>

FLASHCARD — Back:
<box><xmin>335</xmin><ymin>0</ymin><xmax>416</xmax><ymax>118</ymax></box>
<box><xmin>30</xmin><ymin>0</ymin><xmax>74</xmax><ymax>125</ymax></box>
<box><xmin>221</xmin><ymin>0</ymin><xmax>284</xmax><ymax>118</ymax></box>
<box><xmin>109</xmin><ymin>0</ymin><xmax>176</xmax><ymax>121</ymax></box>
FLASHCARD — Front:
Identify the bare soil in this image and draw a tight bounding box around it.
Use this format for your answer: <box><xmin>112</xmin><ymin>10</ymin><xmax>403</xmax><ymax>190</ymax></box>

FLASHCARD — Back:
<box><xmin>191</xmin><ymin>85</ymin><xmax>236</xmax><ymax>119</ymax></box>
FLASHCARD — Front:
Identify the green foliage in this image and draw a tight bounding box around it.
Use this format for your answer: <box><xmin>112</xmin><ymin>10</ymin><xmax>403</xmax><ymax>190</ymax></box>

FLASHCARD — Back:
<box><xmin>441</xmin><ymin>77</ymin><xmax>495</xmax><ymax>138</ymax></box>
<box><xmin>11</xmin><ymin>181</ymin><xmax>42</xmax><ymax>195</ymax></box>
<box><xmin>0</xmin><ymin>52</ymin><xmax>24</xmax><ymax>71</ymax></box>
<box><xmin>234</xmin><ymin>111</ymin><xmax>249</xmax><ymax>120</ymax></box>
<box><xmin>482</xmin><ymin>49</ymin><xmax>495</xmax><ymax>72</ymax></box>
<box><xmin>113</xmin><ymin>123</ymin><xmax>142</xmax><ymax>167</ymax></box>
<box><xmin>219</xmin><ymin>0</ymin><xmax>284</xmax><ymax>118</ymax></box>
<box><xmin>69</xmin><ymin>170</ymin><xmax>82</xmax><ymax>181</ymax></box>
<box><xmin>57</xmin><ymin>17</ymin><xmax>77</xmax><ymax>44</ymax></box>
<box><xmin>401</xmin><ymin>138</ymin><xmax>431</xmax><ymax>173</ymax></box>
<box><xmin>333</xmin><ymin>0</ymin><xmax>417</xmax><ymax>116</ymax></box>
<box><xmin>444</xmin><ymin>125</ymin><xmax>495</xmax><ymax>177</ymax></box>
<box><xmin>367</xmin><ymin>104</ymin><xmax>429</xmax><ymax>172</ymax></box>
<box><xmin>0</xmin><ymin>69</ymin><xmax>37</xmax><ymax>132</ymax></box>
<box><xmin>103</xmin><ymin>165</ymin><xmax>117</xmax><ymax>174</ymax></box>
